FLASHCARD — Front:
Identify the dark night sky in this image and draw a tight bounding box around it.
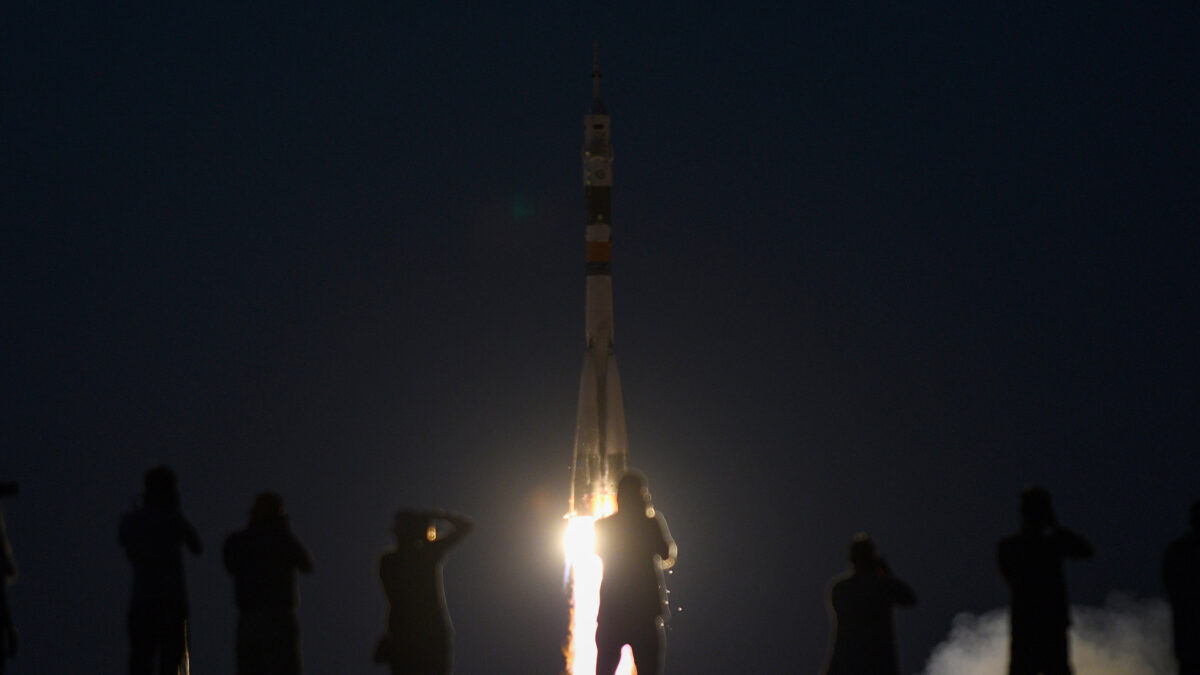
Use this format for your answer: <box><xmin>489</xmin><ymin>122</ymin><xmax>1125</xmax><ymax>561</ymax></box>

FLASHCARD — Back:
<box><xmin>4</xmin><ymin>2</ymin><xmax>1199</xmax><ymax>673</ymax></box>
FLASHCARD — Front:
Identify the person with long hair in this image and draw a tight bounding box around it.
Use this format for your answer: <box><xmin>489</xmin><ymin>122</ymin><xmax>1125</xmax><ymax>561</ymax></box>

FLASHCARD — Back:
<box><xmin>119</xmin><ymin>466</ymin><xmax>202</xmax><ymax>675</ymax></box>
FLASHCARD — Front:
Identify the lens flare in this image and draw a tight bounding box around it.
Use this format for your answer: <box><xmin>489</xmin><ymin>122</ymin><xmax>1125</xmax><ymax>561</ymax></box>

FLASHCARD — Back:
<box><xmin>564</xmin><ymin>497</ymin><xmax>635</xmax><ymax>675</ymax></box>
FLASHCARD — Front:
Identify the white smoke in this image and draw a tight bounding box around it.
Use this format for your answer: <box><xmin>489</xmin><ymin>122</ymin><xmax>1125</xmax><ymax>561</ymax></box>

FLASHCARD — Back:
<box><xmin>922</xmin><ymin>594</ymin><xmax>1174</xmax><ymax>675</ymax></box>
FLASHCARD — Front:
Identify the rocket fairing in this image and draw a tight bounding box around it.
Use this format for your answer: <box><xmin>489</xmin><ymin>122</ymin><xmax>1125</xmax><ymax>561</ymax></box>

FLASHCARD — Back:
<box><xmin>569</xmin><ymin>44</ymin><xmax>627</xmax><ymax>518</ymax></box>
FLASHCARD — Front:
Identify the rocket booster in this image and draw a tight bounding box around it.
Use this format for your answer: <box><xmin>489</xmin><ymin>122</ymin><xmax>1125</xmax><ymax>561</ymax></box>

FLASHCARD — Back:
<box><xmin>569</xmin><ymin>44</ymin><xmax>627</xmax><ymax>517</ymax></box>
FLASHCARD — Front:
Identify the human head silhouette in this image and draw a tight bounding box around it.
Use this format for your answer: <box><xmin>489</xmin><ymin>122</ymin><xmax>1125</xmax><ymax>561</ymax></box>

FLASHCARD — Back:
<box><xmin>616</xmin><ymin>470</ymin><xmax>650</xmax><ymax>515</ymax></box>
<box><xmin>249</xmin><ymin>491</ymin><xmax>285</xmax><ymax>522</ymax></box>
<box><xmin>1020</xmin><ymin>486</ymin><xmax>1056</xmax><ymax>531</ymax></box>
<box><xmin>848</xmin><ymin>533</ymin><xmax>878</xmax><ymax>573</ymax></box>
<box><xmin>392</xmin><ymin>510</ymin><xmax>431</xmax><ymax>543</ymax></box>
<box><xmin>143</xmin><ymin>465</ymin><xmax>180</xmax><ymax>509</ymax></box>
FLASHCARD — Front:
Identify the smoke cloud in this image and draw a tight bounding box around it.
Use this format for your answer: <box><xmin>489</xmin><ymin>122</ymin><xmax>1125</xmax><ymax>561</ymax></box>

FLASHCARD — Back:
<box><xmin>921</xmin><ymin>595</ymin><xmax>1174</xmax><ymax>675</ymax></box>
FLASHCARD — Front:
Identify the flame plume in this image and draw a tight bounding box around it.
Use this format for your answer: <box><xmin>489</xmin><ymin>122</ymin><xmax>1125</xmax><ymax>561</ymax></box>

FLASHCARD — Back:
<box><xmin>563</xmin><ymin>495</ymin><xmax>635</xmax><ymax>675</ymax></box>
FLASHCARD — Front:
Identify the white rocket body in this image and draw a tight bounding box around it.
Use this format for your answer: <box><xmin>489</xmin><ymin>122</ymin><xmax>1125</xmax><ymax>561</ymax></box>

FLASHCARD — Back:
<box><xmin>569</xmin><ymin>51</ymin><xmax>627</xmax><ymax>517</ymax></box>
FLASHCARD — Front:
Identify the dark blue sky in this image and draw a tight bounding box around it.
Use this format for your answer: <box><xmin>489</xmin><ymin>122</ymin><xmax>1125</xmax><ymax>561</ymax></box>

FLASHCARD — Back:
<box><xmin>4</xmin><ymin>2</ymin><xmax>1198</xmax><ymax>673</ymax></box>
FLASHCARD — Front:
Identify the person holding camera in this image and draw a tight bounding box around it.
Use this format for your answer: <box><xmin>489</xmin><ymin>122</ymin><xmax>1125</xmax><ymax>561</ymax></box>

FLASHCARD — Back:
<box><xmin>997</xmin><ymin>486</ymin><xmax>1093</xmax><ymax>675</ymax></box>
<box><xmin>822</xmin><ymin>534</ymin><xmax>917</xmax><ymax>675</ymax></box>
<box><xmin>224</xmin><ymin>492</ymin><xmax>314</xmax><ymax>675</ymax></box>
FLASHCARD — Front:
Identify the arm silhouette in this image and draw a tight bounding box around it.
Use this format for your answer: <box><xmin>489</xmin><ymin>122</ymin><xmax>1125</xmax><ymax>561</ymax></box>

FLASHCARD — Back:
<box><xmin>293</xmin><ymin>539</ymin><xmax>315</xmax><ymax>574</ymax></box>
<box><xmin>888</xmin><ymin>576</ymin><xmax>918</xmax><ymax>607</ymax></box>
<box><xmin>654</xmin><ymin>512</ymin><xmax>676</xmax><ymax>570</ymax></box>
<box><xmin>284</xmin><ymin>518</ymin><xmax>314</xmax><ymax>573</ymax></box>
<box><xmin>1056</xmin><ymin>527</ymin><xmax>1093</xmax><ymax>559</ymax></box>
<box><xmin>428</xmin><ymin>510</ymin><xmax>474</xmax><ymax>550</ymax></box>
<box><xmin>877</xmin><ymin>558</ymin><xmax>917</xmax><ymax>606</ymax></box>
<box><xmin>180</xmin><ymin>514</ymin><xmax>203</xmax><ymax>555</ymax></box>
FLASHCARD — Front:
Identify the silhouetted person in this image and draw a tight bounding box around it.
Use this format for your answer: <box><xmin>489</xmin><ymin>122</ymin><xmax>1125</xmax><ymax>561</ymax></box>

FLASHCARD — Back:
<box><xmin>224</xmin><ymin>492</ymin><xmax>314</xmax><ymax>675</ymax></box>
<box><xmin>594</xmin><ymin>471</ymin><xmax>677</xmax><ymax>675</ymax></box>
<box><xmin>997</xmin><ymin>486</ymin><xmax>1093</xmax><ymax>675</ymax></box>
<box><xmin>0</xmin><ymin>482</ymin><xmax>18</xmax><ymax>675</ymax></box>
<box><xmin>823</xmin><ymin>534</ymin><xmax>917</xmax><ymax>675</ymax></box>
<box><xmin>376</xmin><ymin>509</ymin><xmax>473</xmax><ymax>675</ymax></box>
<box><xmin>119</xmin><ymin>466</ymin><xmax>202</xmax><ymax>675</ymax></box>
<box><xmin>1164</xmin><ymin>500</ymin><xmax>1200</xmax><ymax>675</ymax></box>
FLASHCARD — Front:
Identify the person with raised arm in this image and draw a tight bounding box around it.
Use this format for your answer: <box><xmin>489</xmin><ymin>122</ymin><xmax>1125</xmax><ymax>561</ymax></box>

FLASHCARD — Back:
<box><xmin>376</xmin><ymin>508</ymin><xmax>473</xmax><ymax>675</ymax></box>
<box><xmin>997</xmin><ymin>486</ymin><xmax>1093</xmax><ymax>675</ymax></box>
<box><xmin>224</xmin><ymin>491</ymin><xmax>314</xmax><ymax>675</ymax></box>
<box><xmin>823</xmin><ymin>534</ymin><xmax>917</xmax><ymax>675</ymax></box>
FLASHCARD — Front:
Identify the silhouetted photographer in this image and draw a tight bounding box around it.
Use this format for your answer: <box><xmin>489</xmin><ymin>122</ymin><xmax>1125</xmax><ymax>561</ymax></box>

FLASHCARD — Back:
<box><xmin>0</xmin><ymin>482</ymin><xmax>18</xmax><ymax>675</ymax></box>
<box><xmin>822</xmin><ymin>534</ymin><xmax>917</xmax><ymax>675</ymax></box>
<box><xmin>376</xmin><ymin>508</ymin><xmax>473</xmax><ymax>675</ymax></box>
<box><xmin>119</xmin><ymin>466</ymin><xmax>202</xmax><ymax>675</ymax></box>
<box><xmin>997</xmin><ymin>486</ymin><xmax>1093</xmax><ymax>675</ymax></box>
<box><xmin>1164</xmin><ymin>500</ymin><xmax>1200</xmax><ymax>675</ymax></box>
<box><xmin>594</xmin><ymin>471</ymin><xmax>676</xmax><ymax>675</ymax></box>
<box><xmin>224</xmin><ymin>492</ymin><xmax>314</xmax><ymax>675</ymax></box>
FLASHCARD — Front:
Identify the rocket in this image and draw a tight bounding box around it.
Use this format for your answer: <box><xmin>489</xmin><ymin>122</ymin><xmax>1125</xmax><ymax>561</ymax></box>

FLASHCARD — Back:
<box><xmin>569</xmin><ymin>43</ymin><xmax>627</xmax><ymax>517</ymax></box>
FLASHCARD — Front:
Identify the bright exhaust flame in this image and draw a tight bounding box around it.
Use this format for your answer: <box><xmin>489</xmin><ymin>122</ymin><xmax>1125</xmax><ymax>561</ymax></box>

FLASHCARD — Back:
<box><xmin>564</xmin><ymin>496</ymin><xmax>635</xmax><ymax>675</ymax></box>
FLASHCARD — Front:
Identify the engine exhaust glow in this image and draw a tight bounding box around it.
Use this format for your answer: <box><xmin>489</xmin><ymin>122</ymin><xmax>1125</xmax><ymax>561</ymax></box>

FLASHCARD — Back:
<box><xmin>564</xmin><ymin>499</ymin><xmax>635</xmax><ymax>675</ymax></box>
